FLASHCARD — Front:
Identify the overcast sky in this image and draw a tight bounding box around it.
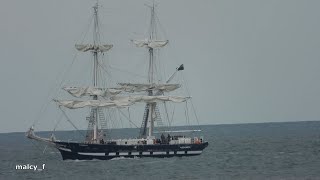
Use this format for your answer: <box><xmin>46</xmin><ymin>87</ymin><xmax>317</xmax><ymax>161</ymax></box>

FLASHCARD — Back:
<box><xmin>1</xmin><ymin>0</ymin><xmax>320</xmax><ymax>133</ymax></box>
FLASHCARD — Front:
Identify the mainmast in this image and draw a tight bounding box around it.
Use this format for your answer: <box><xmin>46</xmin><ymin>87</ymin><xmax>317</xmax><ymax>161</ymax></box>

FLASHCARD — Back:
<box><xmin>131</xmin><ymin>2</ymin><xmax>169</xmax><ymax>138</ymax></box>
<box><xmin>92</xmin><ymin>3</ymin><xmax>99</xmax><ymax>142</ymax></box>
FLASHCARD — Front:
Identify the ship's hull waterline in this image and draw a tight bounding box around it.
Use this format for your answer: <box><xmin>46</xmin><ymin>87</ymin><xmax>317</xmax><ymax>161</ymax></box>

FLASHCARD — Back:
<box><xmin>56</xmin><ymin>141</ymin><xmax>209</xmax><ymax>160</ymax></box>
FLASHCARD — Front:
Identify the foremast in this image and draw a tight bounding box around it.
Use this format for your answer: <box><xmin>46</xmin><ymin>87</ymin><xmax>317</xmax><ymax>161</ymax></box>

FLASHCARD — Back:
<box><xmin>147</xmin><ymin>4</ymin><xmax>156</xmax><ymax>138</ymax></box>
<box><xmin>72</xmin><ymin>3</ymin><xmax>113</xmax><ymax>143</ymax></box>
<box><xmin>26</xmin><ymin>2</ymin><xmax>114</xmax><ymax>144</ymax></box>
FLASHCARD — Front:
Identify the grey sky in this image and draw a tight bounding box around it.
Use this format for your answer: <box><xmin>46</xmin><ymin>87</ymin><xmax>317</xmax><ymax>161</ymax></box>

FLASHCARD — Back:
<box><xmin>1</xmin><ymin>0</ymin><xmax>320</xmax><ymax>133</ymax></box>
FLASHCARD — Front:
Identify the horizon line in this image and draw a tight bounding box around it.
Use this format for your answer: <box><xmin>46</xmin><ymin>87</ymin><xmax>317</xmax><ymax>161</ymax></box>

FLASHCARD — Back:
<box><xmin>1</xmin><ymin>119</ymin><xmax>319</xmax><ymax>134</ymax></box>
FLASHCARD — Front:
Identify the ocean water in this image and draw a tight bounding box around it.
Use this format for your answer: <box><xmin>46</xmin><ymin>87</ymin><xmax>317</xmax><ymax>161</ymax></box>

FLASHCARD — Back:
<box><xmin>1</xmin><ymin>121</ymin><xmax>320</xmax><ymax>180</ymax></box>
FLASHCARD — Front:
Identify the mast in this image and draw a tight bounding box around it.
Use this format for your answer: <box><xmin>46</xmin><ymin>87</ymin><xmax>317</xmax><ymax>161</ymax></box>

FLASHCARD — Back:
<box><xmin>132</xmin><ymin>2</ymin><xmax>169</xmax><ymax>138</ymax></box>
<box><xmin>93</xmin><ymin>3</ymin><xmax>99</xmax><ymax>142</ymax></box>
<box><xmin>62</xmin><ymin>1</ymin><xmax>113</xmax><ymax>143</ymax></box>
<box><xmin>148</xmin><ymin>3</ymin><xmax>156</xmax><ymax>137</ymax></box>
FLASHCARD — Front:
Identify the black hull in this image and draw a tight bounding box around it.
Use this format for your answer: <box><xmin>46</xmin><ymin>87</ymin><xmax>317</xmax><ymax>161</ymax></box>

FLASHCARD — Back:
<box><xmin>59</xmin><ymin>150</ymin><xmax>202</xmax><ymax>160</ymax></box>
<box><xmin>55</xmin><ymin>141</ymin><xmax>209</xmax><ymax>160</ymax></box>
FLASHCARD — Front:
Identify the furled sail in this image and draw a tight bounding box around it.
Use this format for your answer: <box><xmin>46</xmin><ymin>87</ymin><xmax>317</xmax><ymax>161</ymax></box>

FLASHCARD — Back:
<box><xmin>54</xmin><ymin>96</ymin><xmax>190</xmax><ymax>109</ymax></box>
<box><xmin>112</xmin><ymin>95</ymin><xmax>190</xmax><ymax>103</ymax></box>
<box><xmin>75</xmin><ymin>44</ymin><xmax>113</xmax><ymax>52</ymax></box>
<box><xmin>53</xmin><ymin>99</ymin><xmax>132</xmax><ymax>109</ymax></box>
<box><xmin>131</xmin><ymin>39</ymin><xmax>168</xmax><ymax>48</ymax></box>
<box><xmin>118</xmin><ymin>83</ymin><xmax>180</xmax><ymax>92</ymax></box>
<box><xmin>63</xmin><ymin>87</ymin><xmax>121</xmax><ymax>98</ymax></box>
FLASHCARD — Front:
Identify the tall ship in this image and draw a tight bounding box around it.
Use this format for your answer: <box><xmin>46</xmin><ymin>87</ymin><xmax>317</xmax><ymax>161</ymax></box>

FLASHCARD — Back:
<box><xmin>27</xmin><ymin>2</ymin><xmax>208</xmax><ymax>160</ymax></box>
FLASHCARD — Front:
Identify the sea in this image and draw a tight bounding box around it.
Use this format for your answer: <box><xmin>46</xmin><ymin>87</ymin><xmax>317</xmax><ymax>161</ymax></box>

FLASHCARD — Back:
<box><xmin>1</xmin><ymin>121</ymin><xmax>320</xmax><ymax>180</ymax></box>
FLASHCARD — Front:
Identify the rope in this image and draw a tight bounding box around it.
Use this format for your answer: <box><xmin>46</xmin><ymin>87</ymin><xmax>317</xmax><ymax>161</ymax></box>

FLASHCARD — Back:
<box><xmin>28</xmin><ymin>139</ymin><xmax>54</xmax><ymax>163</ymax></box>
<box><xmin>52</xmin><ymin>112</ymin><xmax>64</xmax><ymax>132</ymax></box>
<box><xmin>109</xmin><ymin>65</ymin><xmax>148</xmax><ymax>79</ymax></box>
<box><xmin>31</xmin><ymin>14</ymin><xmax>94</xmax><ymax>128</ymax></box>
<box><xmin>127</xmin><ymin>107</ymin><xmax>132</xmax><ymax>128</ymax></box>
<box><xmin>118</xmin><ymin>109</ymin><xmax>139</xmax><ymax>128</ymax></box>
<box><xmin>59</xmin><ymin>107</ymin><xmax>86</xmax><ymax>138</ymax></box>
<box><xmin>185</xmin><ymin>101</ymin><xmax>190</xmax><ymax>126</ymax></box>
<box><xmin>169</xmin><ymin>105</ymin><xmax>176</xmax><ymax>126</ymax></box>
<box><xmin>163</xmin><ymin>102</ymin><xmax>171</xmax><ymax>127</ymax></box>
<box><xmin>118</xmin><ymin>109</ymin><xmax>124</xmax><ymax>128</ymax></box>
<box><xmin>181</xmin><ymin>72</ymin><xmax>201</xmax><ymax>130</ymax></box>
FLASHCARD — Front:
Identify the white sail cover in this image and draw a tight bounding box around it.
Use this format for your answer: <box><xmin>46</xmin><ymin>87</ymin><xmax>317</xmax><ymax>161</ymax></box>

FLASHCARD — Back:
<box><xmin>131</xmin><ymin>39</ymin><xmax>168</xmax><ymax>48</ymax></box>
<box><xmin>118</xmin><ymin>83</ymin><xmax>180</xmax><ymax>92</ymax></box>
<box><xmin>63</xmin><ymin>87</ymin><xmax>122</xmax><ymax>98</ymax></box>
<box><xmin>75</xmin><ymin>44</ymin><xmax>113</xmax><ymax>52</ymax></box>
<box><xmin>54</xmin><ymin>96</ymin><xmax>190</xmax><ymax>109</ymax></box>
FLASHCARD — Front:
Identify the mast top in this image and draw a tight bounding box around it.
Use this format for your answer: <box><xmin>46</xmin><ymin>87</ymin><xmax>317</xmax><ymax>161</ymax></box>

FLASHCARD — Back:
<box><xmin>93</xmin><ymin>1</ymin><xmax>99</xmax><ymax>10</ymax></box>
<box><xmin>149</xmin><ymin>1</ymin><xmax>156</xmax><ymax>41</ymax></box>
<box><xmin>93</xmin><ymin>2</ymin><xmax>99</xmax><ymax>47</ymax></box>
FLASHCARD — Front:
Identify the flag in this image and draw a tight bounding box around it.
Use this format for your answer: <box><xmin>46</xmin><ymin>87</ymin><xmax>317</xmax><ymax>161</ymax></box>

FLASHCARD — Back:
<box><xmin>177</xmin><ymin>64</ymin><xmax>184</xmax><ymax>71</ymax></box>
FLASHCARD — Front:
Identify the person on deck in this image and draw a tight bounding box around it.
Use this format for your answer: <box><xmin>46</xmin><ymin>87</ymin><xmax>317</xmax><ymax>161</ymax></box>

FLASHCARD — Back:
<box><xmin>161</xmin><ymin>133</ymin><xmax>165</xmax><ymax>144</ymax></box>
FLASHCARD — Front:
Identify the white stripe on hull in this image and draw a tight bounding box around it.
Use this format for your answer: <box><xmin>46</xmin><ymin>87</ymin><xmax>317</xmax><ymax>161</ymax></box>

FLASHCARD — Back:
<box><xmin>177</xmin><ymin>151</ymin><xmax>185</xmax><ymax>154</ymax></box>
<box><xmin>59</xmin><ymin>147</ymin><xmax>71</xmax><ymax>152</ymax></box>
<box><xmin>63</xmin><ymin>150</ymin><xmax>202</xmax><ymax>157</ymax></box>
<box><xmin>153</xmin><ymin>152</ymin><xmax>167</xmax><ymax>155</ymax></box>
<box><xmin>187</xmin><ymin>150</ymin><xmax>202</xmax><ymax>154</ymax></box>
<box><xmin>78</xmin><ymin>152</ymin><xmax>105</xmax><ymax>156</ymax></box>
